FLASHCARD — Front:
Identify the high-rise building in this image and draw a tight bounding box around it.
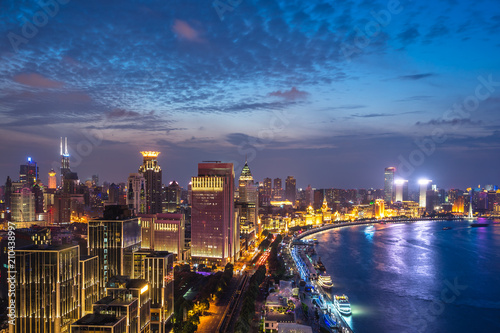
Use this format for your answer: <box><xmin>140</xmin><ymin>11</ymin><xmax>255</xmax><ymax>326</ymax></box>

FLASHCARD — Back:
<box><xmin>272</xmin><ymin>178</ymin><xmax>283</xmax><ymax>201</ymax></box>
<box><xmin>285</xmin><ymin>176</ymin><xmax>296</xmax><ymax>204</ymax></box>
<box><xmin>5</xmin><ymin>176</ymin><xmax>12</xmax><ymax>211</ymax></box>
<box><xmin>394</xmin><ymin>179</ymin><xmax>409</xmax><ymax>203</ymax></box>
<box><xmin>127</xmin><ymin>173</ymin><xmax>146</xmax><ymax>215</ymax></box>
<box><xmin>88</xmin><ymin>206</ymin><xmax>141</xmax><ymax>292</ymax></box>
<box><xmin>48</xmin><ymin>169</ymin><xmax>57</xmax><ymax>189</ymax></box>
<box><xmin>60</xmin><ymin>137</ymin><xmax>70</xmax><ymax>187</ymax></box>
<box><xmin>80</xmin><ymin>255</ymin><xmax>100</xmax><ymax>316</ymax></box>
<box><xmin>419</xmin><ymin>179</ymin><xmax>432</xmax><ymax>208</ymax></box>
<box><xmin>19</xmin><ymin>157</ymin><xmax>39</xmax><ymax>186</ymax></box>
<box><xmin>237</xmin><ymin>161</ymin><xmax>258</xmax><ymax>242</ymax></box>
<box><xmin>260</xmin><ymin>177</ymin><xmax>272</xmax><ymax>206</ymax></box>
<box><xmin>384</xmin><ymin>167</ymin><xmax>396</xmax><ymax>204</ymax></box>
<box><xmin>165</xmin><ymin>181</ymin><xmax>181</xmax><ymax>213</ymax></box>
<box><xmin>10</xmin><ymin>244</ymin><xmax>80</xmax><ymax>333</ymax></box>
<box><xmin>11</xmin><ymin>187</ymin><xmax>35</xmax><ymax>222</ymax></box>
<box><xmin>132</xmin><ymin>250</ymin><xmax>174</xmax><ymax>333</ymax></box>
<box><xmin>139</xmin><ymin>213</ymin><xmax>185</xmax><ymax>260</ymax></box>
<box><xmin>138</xmin><ymin>151</ymin><xmax>162</xmax><ymax>214</ymax></box>
<box><xmin>191</xmin><ymin>162</ymin><xmax>239</xmax><ymax>265</ymax></box>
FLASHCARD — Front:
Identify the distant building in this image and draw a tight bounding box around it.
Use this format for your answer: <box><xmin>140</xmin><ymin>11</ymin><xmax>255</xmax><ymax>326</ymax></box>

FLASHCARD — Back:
<box><xmin>419</xmin><ymin>180</ymin><xmax>432</xmax><ymax>208</ymax></box>
<box><xmin>394</xmin><ymin>179</ymin><xmax>408</xmax><ymax>203</ymax></box>
<box><xmin>384</xmin><ymin>167</ymin><xmax>396</xmax><ymax>204</ymax></box>
<box><xmin>19</xmin><ymin>157</ymin><xmax>39</xmax><ymax>186</ymax></box>
<box><xmin>165</xmin><ymin>180</ymin><xmax>181</xmax><ymax>213</ymax></box>
<box><xmin>237</xmin><ymin>161</ymin><xmax>258</xmax><ymax>243</ymax></box>
<box><xmin>60</xmin><ymin>137</ymin><xmax>71</xmax><ymax>187</ymax></box>
<box><xmin>191</xmin><ymin>162</ymin><xmax>239</xmax><ymax>265</ymax></box>
<box><xmin>138</xmin><ymin>151</ymin><xmax>162</xmax><ymax>214</ymax></box>
<box><xmin>80</xmin><ymin>255</ymin><xmax>100</xmax><ymax>317</ymax></box>
<box><xmin>11</xmin><ymin>187</ymin><xmax>35</xmax><ymax>222</ymax></box>
<box><xmin>139</xmin><ymin>213</ymin><xmax>185</xmax><ymax>260</ymax></box>
<box><xmin>261</xmin><ymin>177</ymin><xmax>272</xmax><ymax>206</ymax></box>
<box><xmin>285</xmin><ymin>176</ymin><xmax>296</xmax><ymax>204</ymax></box>
<box><xmin>273</xmin><ymin>178</ymin><xmax>283</xmax><ymax>201</ymax></box>
<box><xmin>48</xmin><ymin>169</ymin><xmax>57</xmax><ymax>189</ymax></box>
<box><xmin>10</xmin><ymin>244</ymin><xmax>80</xmax><ymax>333</ymax></box>
<box><xmin>127</xmin><ymin>173</ymin><xmax>146</xmax><ymax>215</ymax></box>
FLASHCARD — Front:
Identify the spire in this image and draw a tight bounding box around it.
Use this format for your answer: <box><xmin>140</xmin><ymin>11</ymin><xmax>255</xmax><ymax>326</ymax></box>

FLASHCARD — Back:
<box><xmin>239</xmin><ymin>160</ymin><xmax>253</xmax><ymax>180</ymax></box>
<box><xmin>60</xmin><ymin>137</ymin><xmax>63</xmax><ymax>155</ymax></box>
<box><xmin>65</xmin><ymin>137</ymin><xmax>68</xmax><ymax>155</ymax></box>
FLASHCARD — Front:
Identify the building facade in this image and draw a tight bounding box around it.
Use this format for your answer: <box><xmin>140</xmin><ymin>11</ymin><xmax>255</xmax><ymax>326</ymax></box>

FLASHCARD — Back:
<box><xmin>384</xmin><ymin>167</ymin><xmax>396</xmax><ymax>204</ymax></box>
<box><xmin>127</xmin><ymin>173</ymin><xmax>146</xmax><ymax>215</ymax></box>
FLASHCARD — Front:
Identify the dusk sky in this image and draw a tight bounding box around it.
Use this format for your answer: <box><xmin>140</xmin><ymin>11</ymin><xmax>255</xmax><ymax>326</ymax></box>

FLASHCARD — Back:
<box><xmin>1</xmin><ymin>0</ymin><xmax>500</xmax><ymax>190</ymax></box>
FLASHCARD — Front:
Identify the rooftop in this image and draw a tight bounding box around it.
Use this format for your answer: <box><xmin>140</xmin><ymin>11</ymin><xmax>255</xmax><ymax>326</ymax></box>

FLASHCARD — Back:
<box><xmin>72</xmin><ymin>313</ymin><xmax>125</xmax><ymax>326</ymax></box>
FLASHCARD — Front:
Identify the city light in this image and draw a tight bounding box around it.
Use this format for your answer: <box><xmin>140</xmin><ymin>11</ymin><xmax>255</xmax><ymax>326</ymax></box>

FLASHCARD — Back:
<box><xmin>418</xmin><ymin>179</ymin><xmax>432</xmax><ymax>185</ymax></box>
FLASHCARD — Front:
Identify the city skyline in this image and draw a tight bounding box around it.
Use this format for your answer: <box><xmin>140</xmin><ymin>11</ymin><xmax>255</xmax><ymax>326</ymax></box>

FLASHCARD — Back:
<box><xmin>1</xmin><ymin>0</ymin><xmax>500</xmax><ymax>189</ymax></box>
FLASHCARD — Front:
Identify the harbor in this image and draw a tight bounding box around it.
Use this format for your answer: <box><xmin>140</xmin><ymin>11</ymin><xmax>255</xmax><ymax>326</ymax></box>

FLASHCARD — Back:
<box><xmin>290</xmin><ymin>239</ymin><xmax>354</xmax><ymax>333</ymax></box>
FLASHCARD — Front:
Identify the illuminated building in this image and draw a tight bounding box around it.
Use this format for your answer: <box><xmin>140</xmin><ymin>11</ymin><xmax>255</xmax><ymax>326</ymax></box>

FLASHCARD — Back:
<box><xmin>19</xmin><ymin>157</ymin><xmax>39</xmax><ymax>186</ymax></box>
<box><xmin>60</xmin><ymin>137</ymin><xmax>70</xmax><ymax>187</ymax></box>
<box><xmin>88</xmin><ymin>206</ymin><xmax>141</xmax><ymax>293</ymax></box>
<box><xmin>261</xmin><ymin>177</ymin><xmax>272</xmax><ymax>206</ymax></box>
<box><xmin>374</xmin><ymin>199</ymin><xmax>385</xmax><ymax>218</ymax></box>
<box><xmin>139</xmin><ymin>151</ymin><xmax>163</xmax><ymax>214</ymax></box>
<box><xmin>305</xmin><ymin>185</ymin><xmax>313</xmax><ymax>207</ymax></box>
<box><xmin>237</xmin><ymin>161</ymin><xmax>258</xmax><ymax>242</ymax></box>
<box><xmin>11</xmin><ymin>187</ymin><xmax>35</xmax><ymax>222</ymax></box>
<box><xmin>5</xmin><ymin>176</ymin><xmax>12</xmax><ymax>211</ymax></box>
<box><xmin>104</xmin><ymin>276</ymin><xmax>151</xmax><ymax>333</ymax></box>
<box><xmin>10</xmin><ymin>244</ymin><xmax>80</xmax><ymax>333</ymax></box>
<box><xmin>132</xmin><ymin>250</ymin><xmax>174</xmax><ymax>332</ymax></box>
<box><xmin>321</xmin><ymin>196</ymin><xmax>332</xmax><ymax>221</ymax></box>
<box><xmin>285</xmin><ymin>176</ymin><xmax>296</xmax><ymax>204</ymax></box>
<box><xmin>48</xmin><ymin>169</ymin><xmax>57</xmax><ymax>189</ymax></box>
<box><xmin>70</xmin><ymin>314</ymin><xmax>127</xmax><ymax>333</ymax></box>
<box><xmin>139</xmin><ymin>213</ymin><xmax>185</xmax><ymax>260</ymax></box>
<box><xmin>127</xmin><ymin>173</ymin><xmax>146</xmax><ymax>215</ymax></box>
<box><xmin>384</xmin><ymin>167</ymin><xmax>396</xmax><ymax>204</ymax></box>
<box><xmin>418</xmin><ymin>179</ymin><xmax>432</xmax><ymax>208</ymax></box>
<box><xmin>272</xmin><ymin>178</ymin><xmax>283</xmax><ymax>200</ymax></box>
<box><xmin>191</xmin><ymin>162</ymin><xmax>239</xmax><ymax>265</ymax></box>
<box><xmin>394</xmin><ymin>179</ymin><xmax>408</xmax><ymax>203</ymax></box>
<box><xmin>80</xmin><ymin>255</ymin><xmax>100</xmax><ymax>316</ymax></box>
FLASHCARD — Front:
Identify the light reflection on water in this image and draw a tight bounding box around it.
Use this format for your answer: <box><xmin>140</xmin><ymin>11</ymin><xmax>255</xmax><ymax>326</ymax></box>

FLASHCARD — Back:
<box><xmin>306</xmin><ymin>220</ymin><xmax>500</xmax><ymax>333</ymax></box>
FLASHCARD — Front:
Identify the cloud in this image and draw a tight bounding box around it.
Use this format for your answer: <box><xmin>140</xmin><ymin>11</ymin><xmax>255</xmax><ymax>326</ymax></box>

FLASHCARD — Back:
<box><xmin>13</xmin><ymin>73</ymin><xmax>64</xmax><ymax>88</ymax></box>
<box><xmin>172</xmin><ymin>19</ymin><xmax>205</xmax><ymax>43</ymax></box>
<box><xmin>415</xmin><ymin>118</ymin><xmax>482</xmax><ymax>127</ymax></box>
<box><xmin>268</xmin><ymin>87</ymin><xmax>309</xmax><ymax>100</ymax></box>
<box><xmin>397</xmin><ymin>26</ymin><xmax>420</xmax><ymax>44</ymax></box>
<box><xmin>351</xmin><ymin>113</ymin><xmax>394</xmax><ymax>118</ymax></box>
<box><xmin>397</xmin><ymin>73</ymin><xmax>436</xmax><ymax>80</ymax></box>
<box><xmin>106</xmin><ymin>108</ymin><xmax>142</xmax><ymax>119</ymax></box>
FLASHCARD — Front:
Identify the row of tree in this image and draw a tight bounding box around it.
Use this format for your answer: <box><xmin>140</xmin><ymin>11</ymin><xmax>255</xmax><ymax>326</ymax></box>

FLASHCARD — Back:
<box><xmin>234</xmin><ymin>265</ymin><xmax>267</xmax><ymax>333</ymax></box>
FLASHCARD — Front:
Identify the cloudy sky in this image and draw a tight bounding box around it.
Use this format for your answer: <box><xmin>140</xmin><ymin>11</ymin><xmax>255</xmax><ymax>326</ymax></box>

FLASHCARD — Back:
<box><xmin>1</xmin><ymin>0</ymin><xmax>500</xmax><ymax>190</ymax></box>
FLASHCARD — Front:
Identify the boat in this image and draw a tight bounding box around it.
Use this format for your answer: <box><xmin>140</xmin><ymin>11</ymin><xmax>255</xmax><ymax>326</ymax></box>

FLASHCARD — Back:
<box><xmin>334</xmin><ymin>295</ymin><xmax>352</xmax><ymax>316</ymax></box>
<box><xmin>315</xmin><ymin>258</ymin><xmax>327</xmax><ymax>273</ymax></box>
<box><xmin>470</xmin><ymin>223</ymin><xmax>489</xmax><ymax>227</ymax></box>
<box><xmin>318</xmin><ymin>274</ymin><xmax>334</xmax><ymax>289</ymax></box>
<box><xmin>442</xmin><ymin>227</ymin><xmax>452</xmax><ymax>230</ymax></box>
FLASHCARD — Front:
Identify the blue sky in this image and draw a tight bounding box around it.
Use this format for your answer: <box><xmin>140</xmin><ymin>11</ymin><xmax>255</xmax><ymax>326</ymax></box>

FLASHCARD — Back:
<box><xmin>1</xmin><ymin>0</ymin><xmax>500</xmax><ymax>189</ymax></box>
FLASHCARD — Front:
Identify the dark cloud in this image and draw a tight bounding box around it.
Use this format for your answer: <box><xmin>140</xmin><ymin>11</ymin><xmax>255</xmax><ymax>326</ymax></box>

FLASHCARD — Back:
<box><xmin>268</xmin><ymin>87</ymin><xmax>309</xmax><ymax>100</ymax></box>
<box><xmin>106</xmin><ymin>108</ymin><xmax>142</xmax><ymax>119</ymax></box>
<box><xmin>397</xmin><ymin>73</ymin><xmax>436</xmax><ymax>80</ymax></box>
<box><xmin>415</xmin><ymin>118</ymin><xmax>482</xmax><ymax>126</ymax></box>
<box><xmin>397</xmin><ymin>26</ymin><xmax>420</xmax><ymax>44</ymax></box>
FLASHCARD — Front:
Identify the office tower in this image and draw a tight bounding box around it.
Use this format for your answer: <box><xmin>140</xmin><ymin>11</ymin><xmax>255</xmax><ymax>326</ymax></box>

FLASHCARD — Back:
<box><xmin>237</xmin><ymin>161</ymin><xmax>258</xmax><ymax>242</ymax></box>
<box><xmin>127</xmin><ymin>173</ymin><xmax>146</xmax><ymax>215</ymax></box>
<box><xmin>138</xmin><ymin>151</ymin><xmax>162</xmax><ymax>214</ymax></box>
<box><xmin>108</xmin><ymin>183</ymin><xmax>120</xmax><ymax>204</ymax></box>
<box><xmin>63</xmin><ymin>172</ymin><xmax>79</xmax><ymax>194</ymax></box>
<box><xmin>384</xmin><ymin>167</ymin><xmax>396</xmax><ymax>204</ymax></box>
<box><xmin>418</xmin><ymin>179</ymin><xmax>432</xmax><ymax>208</ymax></box>
<box><xmin>92</xmin><ymin>174</ymin><xmax>99</xmax><ymax>186</ymax></box>
<box><xmin>70</xmin><ymin>314</ymin><xmax>127</xmax><ymax>333</ymax></box>
<box><xmin>132</xmin><ymin>250</ymin><xmax>174</xmax><ymax>332</ymax></box>
<box><xmin>10</xmin><ymin>244</ymin><xmax>80</xmax><ymax>333</ymax></box>
<box><xmin>80</xmin><ymin>255</ymin><xmax>100</xmax><ymax>317</ymax></box>
<box><xmin>305</xmin><ymin>185</ymin><xmax>314</xmax><ymax>207</ymax></box>
<box><xmin>48</xmin><ymin>169</ymin><xmax>57</xmax><ymax>189</ymax></box>
<box><xmin>452</xmin><ymin>196</ymin><xmax>465</xmax><ymax>213</ymax></box>
<box><xmin>285</xmin><ymin>176</ymin><xmax>296</xmax><ymax>204</ymax></box>
<box><xmin>191</xmin><ymin>162</ymin><xmax>238</xmax><ymax>265</ymax></box>
<box><xmin>60</xmin><ymin>137</ymin><xmax>70</xmax><ymax>187</ymax></box>
<box><xmin>272</xmin><ymin>178</ymin><xmax>283</xmax><ymax>200</ymax></box>
<box><xmin>139</xmin><ymin>213</ymin><xmax>185</xmax><ymax>260</ymax></box>
<box><xmin>32</xmin><ymin>183</ymin><xmax>44</xmax><ymax>215</ymax></box>
<box><xmin>165</xmin><ymin>181</ymin><xmax>181</xmax><ymax>213</ymax></box>
<box><xmin>374</xmin><ymin>199</ymin><xmax>385</xmax><ymax>218</ymax></box>
<box><xmin>104</xmin><ymin>276</ymin><xmax>151</xmax><ymax>333</ymax></box>
<box><xmin>19</xmin><ymin>157</ymin><xmax>39</xmax><ymax>186</ymax></box>
<box><xmin>88</xmin><ymin>206</ymin><xmax>141</xmax><ymax>292</ymax></box>
<box><xmin>261</xmin><ymin>177</ymin><xmax>272</xmax><ymax>206</ymax></box>
<box><xmin>11</xmin><ymin>187</ymin><xmax>35</xmax><ymax>222</ymax></box>
<box><xmin>394</xmin><ymin>179</ymin><xmax>409</xmax><ymax>203</ymax></box>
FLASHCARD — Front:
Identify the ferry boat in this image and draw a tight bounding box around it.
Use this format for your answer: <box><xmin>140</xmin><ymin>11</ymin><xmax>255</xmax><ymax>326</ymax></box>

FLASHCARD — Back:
<box><xmin>318</xmin><ymin>274</ymin><xmax>334</xmax><ymax>289</ymax></box>
<box><xmin>334</xmin><ymin>295</ymin><xmax>352</xmax><ymax>316</ymax></box>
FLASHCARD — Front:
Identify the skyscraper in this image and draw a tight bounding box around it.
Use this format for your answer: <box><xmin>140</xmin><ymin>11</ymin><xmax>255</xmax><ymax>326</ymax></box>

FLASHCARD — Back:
<box><xmin>419</xmin><ymin>179</ymin><xmax>432</xmax><ymax>208</ymax></box>
<box><xmin>10</xmin><ymin>244</ymin><xmax>80</xmax><ymax>333</ymax></box>
<box><xmin>19</xmin><ymin>157</ymin><xmax>39</xmax><ymax>186</ymax></box>
<box><xmin>165</xmin><ymin>181</ymin><xmax>181</xmax><ymax>213</ymax></box>
<box><xmin>191</xmin><ymin>162</ymin><xmax>238</xmax><ymax>265</ymax></box>
<box><xmin>88</xmin><ymin>206</ymin><xmax>141</xmax><ymax>292</ymax></box>
<box><xmin>260</xmin><ymin>177</ymin><xmax>272</xmax><ymax>206</ymax></box>
<box><xmin>127</xmin><ymin>173</ymin><xmax>146</xmax><ymax>215</ymax></box>
<box><xmin>384</xmin><ymin>167</ymin><xmax>396</xmax><ymax>204</ymax></box>
<box><xmin>237</xmin><ymin>161</ymin><xmax>258</xmax><ymax>242</ymax></box>
<box><xmin>60</xmin><ymin>137</ymin><xmax>70</xmax><ymax>187</ymax></box>
<box><xmin>394</xmin><ymin>179</ymin><xmax>409</xmax><ymax>203</ymax></box>
<box><xmin>138</xmin><ymin>151</ymin><xmax>162</xmax><ymax>214</ymax></box>
<box><xmin>285</xmin><ymin>176</ymin><xmax>296</xmax><ymax>204</ymax></box>
<box><xmin>48</xmin><ymin>169</ymin><xmax>57</xmax><ymax>189</ymax></box>
<box><xmin>11</xmin><ymin>187</ymin><xmax>35</xmax><ymax>222</ymax></box>
<box><xmin>272</xmin><ymin>178</ymin><xmax>283</xmax><ymax>200</ymax></box>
